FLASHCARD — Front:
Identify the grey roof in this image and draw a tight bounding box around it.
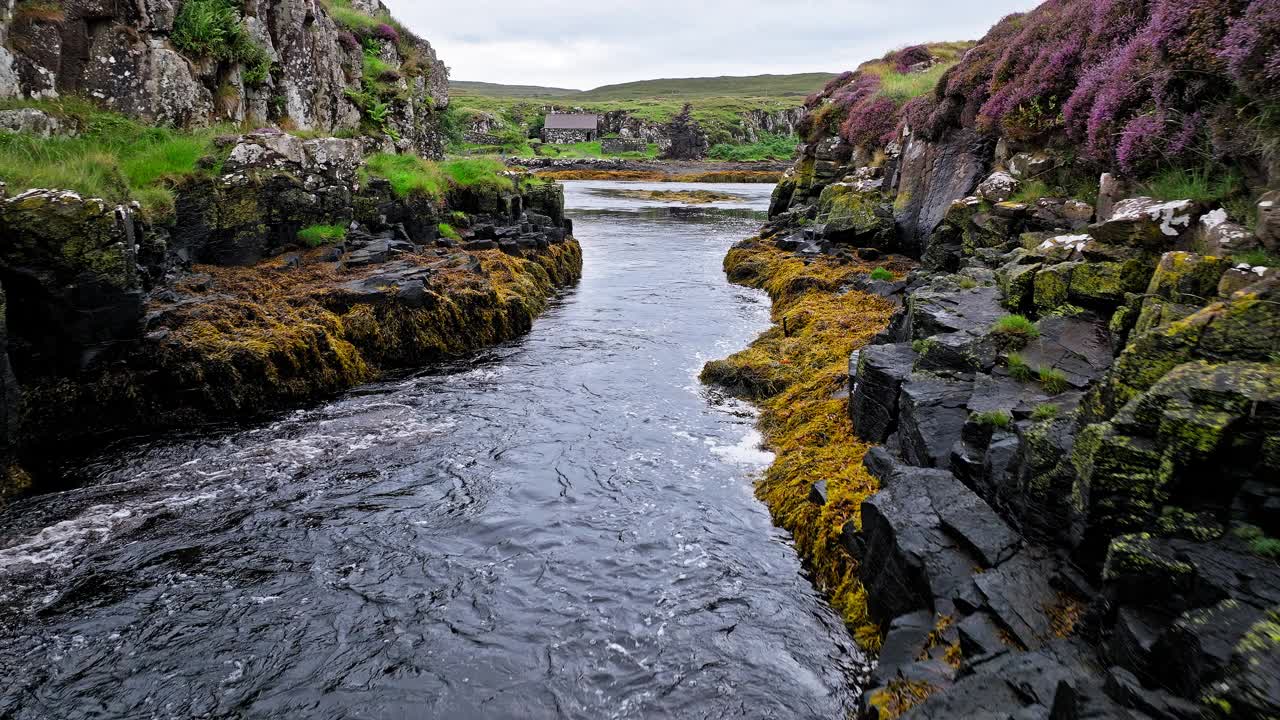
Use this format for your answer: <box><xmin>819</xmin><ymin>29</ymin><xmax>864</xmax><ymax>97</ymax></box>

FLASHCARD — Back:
<box><xmin>544</xmin><ymin>113</ymin><xmax>599</xmax><ymax>130</ymax></box>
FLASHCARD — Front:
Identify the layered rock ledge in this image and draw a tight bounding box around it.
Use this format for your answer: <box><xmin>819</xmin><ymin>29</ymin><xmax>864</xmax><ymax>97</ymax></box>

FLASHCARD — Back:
<box><xmin>0</xmin><ymin>131</ymin><xmax>581</xmax><ymax>495</ymax></box>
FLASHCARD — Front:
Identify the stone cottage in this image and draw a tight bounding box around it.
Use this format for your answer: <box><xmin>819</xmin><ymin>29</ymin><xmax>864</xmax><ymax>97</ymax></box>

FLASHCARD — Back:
<box><xmin>542</xmin><ymin>113</ymin><xmax>599</xmax><ymax>144</ymax></box>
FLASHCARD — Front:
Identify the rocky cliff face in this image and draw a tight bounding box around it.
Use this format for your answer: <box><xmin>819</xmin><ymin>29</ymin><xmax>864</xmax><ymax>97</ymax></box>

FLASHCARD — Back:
<box><xmin>0</xmin><ymin>0</ymin><xmax>449</xmax><ymax>157</ymax></box>
<box><xmin>736</xmin><ymin>2</ymin><xmax>1280</xmax><ymax>717</ymax></box>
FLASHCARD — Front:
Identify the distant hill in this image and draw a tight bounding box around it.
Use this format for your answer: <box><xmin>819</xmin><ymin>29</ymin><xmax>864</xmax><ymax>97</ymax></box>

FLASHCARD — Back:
<box><xmin>450</xmin><ymin>73</ymin><xmax>838</xmax><ymax>101</ymax></box>
<box><xmin>451</xmin><ymin>81</ymin><xmax>583</xmax><ymax>98</ymax></box>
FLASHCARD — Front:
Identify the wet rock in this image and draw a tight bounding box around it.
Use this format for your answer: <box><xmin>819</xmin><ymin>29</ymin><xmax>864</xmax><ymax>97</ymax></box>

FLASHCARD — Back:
<box><xmin>973</xmin><ymin>550</ymin><xmax>1060</xmax><ymax>650</ymax></box>
<box><xmin>909</xmin><ymin>283</ymin><xmax>1006</xmax><ymax>339</ymax></box>
<box><xmin>335</xmin><ymin>260</ymin><xmax>436</xmax><ymax>308</ymax></box>
<box><xmin>898</xmin><ymin>375</ymin><xmax>973</xmax><ymax>470</ymax></box>
<box><xmin>852</xmin><ymin>342</ymin><xmax>917</xmax><ymax>443</ymax></box>
<box><xmin>856</xmin><ymin>460</ymin><xmax>991</xmax><ymax>620</ymax></box>
<box><xmin>1016</xmin><ymin>314</ymin><xmax>1114</xmax><ymax>392</ymax></box>
<box><xmin>808</xmin><ymin>480</ymin><xmax>829</xmax><ymax>506</ymax></box>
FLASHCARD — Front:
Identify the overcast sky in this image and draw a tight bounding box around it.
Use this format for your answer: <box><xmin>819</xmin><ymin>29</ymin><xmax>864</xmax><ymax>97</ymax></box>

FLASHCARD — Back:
<box><xmin>381</xmin><ymin>1</ymin><xmax>1041</xmax><ymax>90</ymax></box>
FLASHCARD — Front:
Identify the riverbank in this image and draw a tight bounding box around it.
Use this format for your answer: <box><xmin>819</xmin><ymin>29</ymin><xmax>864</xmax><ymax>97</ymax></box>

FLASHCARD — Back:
<box><xmin>0</xmin><ymin>126</ymin><xmax>582</xmax><ymax>498</ymax></box>
<box><xmin>700</xmin><ymin>240</ymin><xmax>907</xmax><ymax>648</ymax></box>
<box><xmin>510</xmin><ymin>157</ymin><xmax>787</xmax><ymax>183</ymax></box>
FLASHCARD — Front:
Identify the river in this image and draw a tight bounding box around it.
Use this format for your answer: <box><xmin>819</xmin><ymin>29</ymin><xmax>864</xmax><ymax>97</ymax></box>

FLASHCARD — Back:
<box><xmin>0</xmin><ymin>181</ymin><xmax>863</xmax><ymax>719</ymax></box>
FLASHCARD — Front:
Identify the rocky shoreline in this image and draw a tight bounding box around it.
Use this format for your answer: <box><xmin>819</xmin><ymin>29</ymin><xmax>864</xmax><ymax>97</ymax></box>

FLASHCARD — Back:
<box><xmin>701</xmin><ymin>7</ymin><xmax>1280</xmax><ymax>716</ymax></box>
<box><xmin>0</xmin><ymin>130</ymin><xmax>581</xmax><ymax>497</ymax></box>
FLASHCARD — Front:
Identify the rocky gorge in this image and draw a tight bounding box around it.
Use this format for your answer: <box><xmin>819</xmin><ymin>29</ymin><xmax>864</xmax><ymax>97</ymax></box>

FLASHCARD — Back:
<box><xmin>0</xmin><ymin>0</ymin><xmax>581</xmax><ymax>496</ymax></box>
<box><xmin>702</xmin><ymin>2</ymin><xmax>1280</xmax><ymax>718</ymax></box>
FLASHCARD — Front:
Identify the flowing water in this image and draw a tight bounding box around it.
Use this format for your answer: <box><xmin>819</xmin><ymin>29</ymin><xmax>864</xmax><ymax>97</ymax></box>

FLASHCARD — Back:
<box><xmin>0</xmin><ymin>181</ymin><xmax>863</xmax><ymax>719</ymax></box>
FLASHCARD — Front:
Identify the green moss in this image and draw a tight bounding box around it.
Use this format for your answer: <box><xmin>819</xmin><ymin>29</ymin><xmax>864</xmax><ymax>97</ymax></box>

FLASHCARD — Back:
<box><xmin>870</xmin><ymin>267</ymin><xmax>894</xmax><ymax>282</ymax></box>
<box><xmin>1034</xmin><ymin>263</ymin><xmax>1076</xmax><ymax>310</ymax></box>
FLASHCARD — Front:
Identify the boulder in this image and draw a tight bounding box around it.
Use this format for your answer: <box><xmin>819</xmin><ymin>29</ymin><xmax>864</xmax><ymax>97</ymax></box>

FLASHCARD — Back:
<box><xmin>898</xmin><ymin>375</ymin><xmax>973</xmax><ymax>470</ymax></box>
<box><xmin>895</xmin><ymin>128</ymin><xmax>991</xmax><ymax>256</ymax></box>
<box><xmin>1196</xmin><ymin>209</ymin><xmax>1258</xmax><ymax>257</ymax></box>
<box><xmin>815</xmin><ymin>182</ymin><xmax>894</xmax><ymax>247</ymax></box>
<box><xmin>1259</xmin><ymin>191</ymin><xmax>1279</xmax><ymax>252</ymax></box>
<box><xmin>0</xmin><ymin>108</ymin><xmax>65</xmax><ymax>137</ymax></box>
<box><xmin>977</xmin><ymin>171</ymin><xmax>1020</xmax><ymax>204</ymax></box>
<box><xmin>1008</xmin><ymin>152</ymin><xmax>1053</xmax><ymax>181</ymax></box>
<box><xmin>1088</xmin><ymin>198</ymin><xmax>1200</xmax><ymax>249</ymax></box>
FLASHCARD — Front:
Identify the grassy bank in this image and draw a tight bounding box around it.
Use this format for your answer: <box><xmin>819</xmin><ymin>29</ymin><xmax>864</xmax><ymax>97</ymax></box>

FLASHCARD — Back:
<box><xmin>0</xmin><ymin>97</ymin><xmax>228</xmax><ymax>219</ymax></box>
<box><xmin>700</xmin><ymin>240</ymin><xmax>908</xmax><ymax>648</ymax></box>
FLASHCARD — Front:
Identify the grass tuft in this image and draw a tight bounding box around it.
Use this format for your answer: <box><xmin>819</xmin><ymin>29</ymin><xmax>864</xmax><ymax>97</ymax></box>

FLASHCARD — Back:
<box><xmin>973</xmin><ymin>410</ymin><xmax>1013</xmax><ymax>429</ymax></box>
<box><xmin>1007</xmin><ymin>352</ymin><xmax>1035</xmax><ymax>382</ymax></box>
<box><xmin>298</xmin><ymin>224</ymin><xmax>347</xmax><ymax>247</ymax></box>
<box><xmin>1039</xmin><ymin>367</ymin><xmax>1070</xmax><ymax>395</ymax></box>
<box><xmin>992</xmin><ymin>314</ymin><xmax>1040</xmax><ymax>342</ymax></box>
<box><xmin>1233</xmin><ymin>249</ymin><xmax>1279</xmax><ymax>267</ymax></box>
<box><xmin>1032</xmin><ymin>403</ymin><xmax>1060</xmax><ymax>421</ymax></box>
<box><xmin>870</xmin><ymin>267</ymin><xmax>894</xmax><ymax>282</ymax></box>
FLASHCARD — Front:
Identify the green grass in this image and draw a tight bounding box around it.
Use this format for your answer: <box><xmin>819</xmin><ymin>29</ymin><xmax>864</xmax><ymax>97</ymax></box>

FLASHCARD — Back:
<box><xmin>1012</xmin><ymin>180</ymin><xmax>1053</xmax><ymax>203</ymax></box>
<box><xmin>1007</xmin><ymin>353</ymin><xmax>1035</xmax><ymax>382</ymax></box>
<box><xmin>438</xmin><ymin>222</ymin><xmax>461</xmax><ymax>240</ymax></box>
<box><xmin>871</xmin><ymin>62</ymin><xmax>956</xmax><ymax>103</ymax></box>
<box><xmin>870</xmin><ymin>267</ymin><xmax>894</xmax><ymax>281</ymax></box>
<box><xmin>363</xmin><ymin>154</ymin><xmax>515</xmax><ymax>200</ymax></box>
<box><xmin>992</xmin><ymin>314</ymin><xmax>1040</xmax><ymax>341</ymax></box>
<box><xmin>1140</xmin><ymin>166</ymin><xmax>1245</xmax><ymax>205</ymax></box>
<box><xmin>1039</xmin><ymin>367</ymin><xmax>1070</xmax><ymax>395</ymax></box>
<box><xmin>0</xmin><ymin>98</ymin><xmax>227</xmax><ymax>220</ymax></box>
<box><xmin>320</xmin><ymin>0</ymin><xmax>388</xmax><ymax>34</ymax></box>
<box><xmin>297</xmin><ymin>224</ymin><xmax>347</xmax><ymax>247</ymax></box>
<box><xmin>1032</xmin><ymin>403</ymin><xmax>1060</xmax><ymax>421</ymax></box>
<box><xmin>529</xmin><ymin>140</ymin><xmax>660</xmax><ymax>160</ymax></box>
<box><xmin>707</xmin><ymin>133</ymin><xmax>798</xmax><ymax>162</ymax></box>
<box><xmin>172</xmin><ymin>0</ymin><xmax>271</xmax><ymax>86</ymax></box>
<box><xmin>972</xmin><ymin>410</ymin><xmax>1013</xmax><ymax>429</ymax></box>
<box><xmin>1233</xmin><ymin>249</ymin><xmax>1280</xmax><ymax>267</ymax></box>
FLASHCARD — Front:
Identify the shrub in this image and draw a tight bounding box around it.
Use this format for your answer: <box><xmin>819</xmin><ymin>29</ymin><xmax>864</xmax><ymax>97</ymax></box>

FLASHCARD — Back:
<box><xmin>992</xmin><ymin>314</ymin><xmax>1040</xmax><ymax>341</ymax></box>
<box><xmin>337</xmin><ymin>30</ymin><xmax>360</xmax><ymax>51</ymax></box>
<box><xmin>297</xmin><ymin>224</ymin><xmax>347</xmax><ymax>247</ymax></box>
<box><xmin>973</xmin><ymin>410</ymin><xmax>1013</xmax><ymax>429</ymax></box>
<box><xmin>1039</xmin><ymin>367</ymin><xmax>1070</xmax><ymax>395</ymax></box>
<box><xmin>892</xmin><ymin>45</ymin><xmax>934</xmax><ymax>74</ymax></box>
<box><xmin>373</xmin><ymin>23</ymin><xmax>399</xmax><ymax>43</ymax></box>
<box><xmin>172</xmin><ymin>0</ymin><xmax>272</xmax><ymax>86</ymax></box>
<box><xmin>870</xmin><ymin>267</ymin><xmax>894</xmax><ymax>281</ymax></box>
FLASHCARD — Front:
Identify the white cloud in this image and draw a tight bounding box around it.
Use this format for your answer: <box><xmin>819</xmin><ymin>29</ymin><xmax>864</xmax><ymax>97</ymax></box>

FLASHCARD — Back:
<box><xmin>381</xmin><ymin>0</ymin><xmax>1040</xmax><ymax>90</ymax></box>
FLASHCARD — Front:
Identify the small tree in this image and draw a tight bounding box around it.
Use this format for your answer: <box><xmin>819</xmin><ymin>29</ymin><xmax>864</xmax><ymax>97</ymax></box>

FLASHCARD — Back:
<box><xmin>662</xmin><ymin>103</ymin><xmax>708</xmax><ymax>160</ymax></box>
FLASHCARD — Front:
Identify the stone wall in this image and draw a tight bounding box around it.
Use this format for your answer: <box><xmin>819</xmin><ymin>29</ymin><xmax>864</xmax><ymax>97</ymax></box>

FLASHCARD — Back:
<box><xmin>600</xmin><ymin>137</ymin><xmax>647</xmax><ymax>154</ymax></box>
<box><xmin>542</xmin><ymin>127</ymin><xmax>594</xmax><ymax>144</ymax></box>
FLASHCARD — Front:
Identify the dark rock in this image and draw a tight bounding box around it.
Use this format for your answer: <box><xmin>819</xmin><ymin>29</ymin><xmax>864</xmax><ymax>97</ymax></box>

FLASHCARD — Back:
<box><xmin>974</xmin><ymin>550</ymin><xmax>1062</xmax><ymax>651</ymax></box>
<box><xmin>809</xmin><ymin>480</ymin><xmax>829</xmax><ymax>506</ymax></box>
<box><xmin>957</xmin><ymin>611</ymin><xmax>1012</xmax><ymax>659</ymax></box>
<box><xmin>851</xmin><ymin>342</ymin><xmax>917</xmax><ymax>443</ymax></box>
<box><xmin>875</xmin><ymin>611</ymin><xmax>937</xmax><ymax>684</ymax></box>
<box><xmin>898</xmin><ymin>375</ymin><xmax>972</xmax><ymax>470</ymax></box>
<box><xmin>895</xmin><ymin>129</ymin><xmax>992</xmax><ymax>256</ymax></box>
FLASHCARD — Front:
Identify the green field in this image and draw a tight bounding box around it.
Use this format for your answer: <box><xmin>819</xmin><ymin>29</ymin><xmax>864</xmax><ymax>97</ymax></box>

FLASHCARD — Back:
<box><xmin>449</xmin><ymin>73</ymin><xmax>840</xmax><ymax>156</ymax></box>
